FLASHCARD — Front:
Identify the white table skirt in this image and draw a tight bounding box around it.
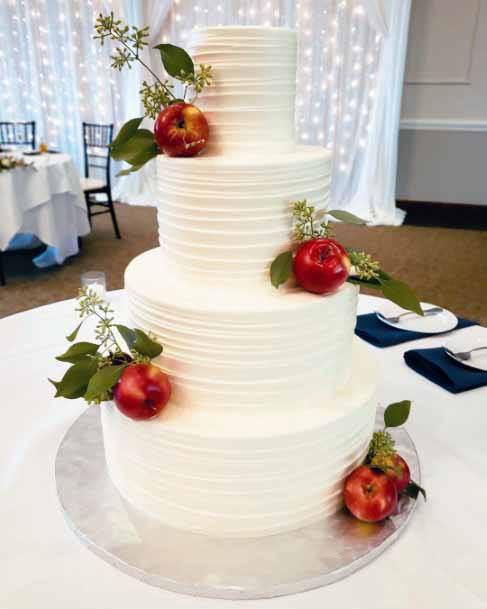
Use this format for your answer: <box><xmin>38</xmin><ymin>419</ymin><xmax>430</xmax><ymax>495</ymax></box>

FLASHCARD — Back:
<box><xmin>1</xmin><ymin>291</ymin><xmax>486</xmax><ymax>609</ymax></box>
<box><xmin>0</xmin><ymin>153</ymin><xmax>90</xmax><ymax>265</ymax></box>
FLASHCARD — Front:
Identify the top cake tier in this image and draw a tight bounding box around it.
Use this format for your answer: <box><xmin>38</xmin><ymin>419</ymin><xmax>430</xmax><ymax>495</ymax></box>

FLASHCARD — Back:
<box><xmin>189</xmin><ymin>26</ymin><xmax>297</xmax><ymax>154</ymax></box>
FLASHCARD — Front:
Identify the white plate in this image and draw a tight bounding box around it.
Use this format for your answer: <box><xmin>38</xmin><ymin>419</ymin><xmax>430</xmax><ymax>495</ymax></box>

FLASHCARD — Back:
<box><xmin>375</xmin><ymin>301</ymin><xmax>458</xmax><ymax>334</ymax></box>
<box><xmin>444</xmin><ymin>335</ymin><xmax>487</xmax><ymax>372</ymax></box>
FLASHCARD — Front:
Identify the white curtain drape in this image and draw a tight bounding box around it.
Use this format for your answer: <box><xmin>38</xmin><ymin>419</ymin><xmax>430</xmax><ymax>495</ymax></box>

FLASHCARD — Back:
<box><xmin>364</xmin><ymin>0</ymin><xmax>388</xmax><ymax>35</ymax></box>
<box><xmin>348</xmin><ymin>0</ymin><xmax>411</xmax><ymax>224</ymax></box>
<box><xmin>0</xmin><ymin>0</ymin><xmax>411</xmax><ymax>225</ymax></box>
<box><xmin>135</xmin><ymin>0</ymin><xmax>411</xmax><ymax>223</ymax></box>
<box><xmin>0</xmin><ymin>0</ymin><xmax>124</xmax><ymax>170</ymax></box>
<box><xmin>111</xmin><ymin>0</ymin><xmax>172</xmax><ymax>205</ymax></box>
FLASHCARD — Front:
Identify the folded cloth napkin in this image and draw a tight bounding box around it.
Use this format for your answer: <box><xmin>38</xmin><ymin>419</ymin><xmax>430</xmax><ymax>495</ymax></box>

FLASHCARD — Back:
<box><xmin>355</xmin><ymin>314</ymin><xmax>476</xmax><ymax>348</ymax></box>
<box><xmin>404</xmin><ymin>347</ymin><xmax>487</xmax><ymax>394</ymax></box>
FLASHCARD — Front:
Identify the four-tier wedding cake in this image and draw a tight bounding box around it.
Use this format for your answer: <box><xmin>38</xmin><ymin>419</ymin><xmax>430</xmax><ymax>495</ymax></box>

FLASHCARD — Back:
<box><xmin>101</xmin><ymin>26</ymin><xmax>377</xmax><ymax>538</ymax></box>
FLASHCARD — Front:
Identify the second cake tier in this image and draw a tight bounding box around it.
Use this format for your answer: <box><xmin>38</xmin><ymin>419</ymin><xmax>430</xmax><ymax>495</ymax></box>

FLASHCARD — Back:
<box><xmin>156</xmin><ymin>146</ymin><xmax>332</xmax><ymax>285</ymax></box>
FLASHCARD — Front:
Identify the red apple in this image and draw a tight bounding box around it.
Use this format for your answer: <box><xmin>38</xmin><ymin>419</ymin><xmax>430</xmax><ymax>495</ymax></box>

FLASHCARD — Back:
<box><xmin>154</xmin><ymin>102</ymin><xmax>209</xmax><ymax>157</ymax></box>
<box><xmin>293</xmin><ymin>238</ymin><xmax>351</xmax><ymax>295</ymax></box>
<box><xmin>344</xmin><ymin>465</ymin><xmax>398</xmax><ymax>523</ymax></box>
<box><xmin>380</xmin><ymin>453</ymin><xmax>411</xmax><ymax>494</ymax></box>
<box><xmin>113</xmin><ymin>363</ymin><xmax>171</xmax><ymax>421</ymax></box>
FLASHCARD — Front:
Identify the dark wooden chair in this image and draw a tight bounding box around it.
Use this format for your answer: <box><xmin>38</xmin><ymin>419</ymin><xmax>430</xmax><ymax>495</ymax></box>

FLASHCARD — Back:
<box><xmin>81</xmin><ymin>122</ymin><xmax>121</xmax><ymax>239</ymax></box>
<box><xmin>0</xmin><ymin>121</ymin><xmax>36</xmax><ymax>150</ymax></box>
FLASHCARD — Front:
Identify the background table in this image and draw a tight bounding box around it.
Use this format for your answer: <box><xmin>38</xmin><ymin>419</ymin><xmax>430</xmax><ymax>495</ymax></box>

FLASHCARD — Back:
<box><xmin>1</xmin><ymin>292</ymin><xmax>486</xmax><ymax>609</ymax></box>
<box><xmin>0</xmin><ymin>153</ymin><xmax>90</xmax><ymax>267</ymax></box>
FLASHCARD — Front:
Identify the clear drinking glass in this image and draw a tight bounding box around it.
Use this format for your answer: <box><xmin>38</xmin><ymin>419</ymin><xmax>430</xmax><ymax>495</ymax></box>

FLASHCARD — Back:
<box><xmin>81</xmin><ymin>271</ymin><xmax>106</xmax><ymax>298</ymax></box>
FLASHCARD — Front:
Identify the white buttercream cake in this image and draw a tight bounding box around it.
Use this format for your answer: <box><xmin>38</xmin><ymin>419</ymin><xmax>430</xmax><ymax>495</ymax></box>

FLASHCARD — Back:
<box><xmin>101</xmin><ymin>26</ymin><xmax>377</xmax><ymax>537</ymax></box>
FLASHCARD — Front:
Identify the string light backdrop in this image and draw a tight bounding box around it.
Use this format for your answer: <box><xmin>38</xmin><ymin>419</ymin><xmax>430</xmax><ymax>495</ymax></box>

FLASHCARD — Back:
<box><xmin>0</xmin><ymin>0</ymin><xmax>410</xmax><ymax>224</ymax></box>
<box><xmin>0</xmin><ymin>0</ymin><xmax>127</xmax><ymax>170</ymax></box>
<box><xmin>153</xmin><ymin>0</ymin><xmax>409</xmax><ymax>223</ymax></box>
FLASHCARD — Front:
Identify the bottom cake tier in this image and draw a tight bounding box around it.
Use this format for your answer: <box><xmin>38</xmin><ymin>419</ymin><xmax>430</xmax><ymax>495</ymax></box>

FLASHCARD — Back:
<box><xmin>101</xmin><ymin>339</ymin><xmax>377</xmax><ymax>538</ymax></box>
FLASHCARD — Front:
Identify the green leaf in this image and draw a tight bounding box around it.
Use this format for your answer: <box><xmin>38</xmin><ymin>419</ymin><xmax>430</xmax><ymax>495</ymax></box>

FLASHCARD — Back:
<box><xmin>122</xmin><ymin>142</ymin><xmax>159</xmax><ymax>169</ymax></box>
<box><xmin>117</xmin><ymin>164</ymin><xmax>145</xmax><ymax>177</ymax></box>
<box><xmin>48</xmin><ymin>378</ymin><xmax>62</xmax><ymax>392</ymax></box>
<box><xmin>51</xmin><ymin>358</ymin><xmax>98</xmax><ymax>399</ymax></box>
<box><xmin>328</xmin><ymin>210</ymin><xmax>366</xmax><ymax>225</ymax></box>
<box><xmin>347</xmin><ymin>276</ymin><xmax>382</xmax><ymax>289</ymax></box>
<box><xmin>154</xmin><ymin>43</ymin><xmax>194</xmax><ymax>79</ymax></box>
<box><xmin>133</xmin><ymin>329</ymin><xmax>163</xmax><ymax>358</ymax></box>
<box><xmin>84</xmin><ymin>364</ymin><xmax>128</xmax><ymax>402</ymax></box>
<box><xmin>377</xmin><ymin>269</ymin><xmax>391</xmax><ymax>281</ymax></box>
<box><xmin>110</xmin><ymin>129</ymin><xmax>156</xmax><ymax>162</ymax></box>
<box><xmin>56</xmin><ymin>342</ymin><xmax>99</xmax><ymax>363</ymax></box>
<box><xmin>404</xmin><ymin>480</ymin><xmax>427</xmax><ymax>501</ymax></box>
<box><xmin>66</xmin><ymin>321</ymin><xmax>83</xmax><ymax>342</ymax></box>
<box><xmin>116</xmin><ymin>143</ymin><xmax>159</xmax><ymax>175</ymax></box>
<box><xmin>115</xmin><ymin>324</ymin><xmax>136</xmax><ymax>349</ymax></box>
<box><xmin>378</xmin><ymin>277</ymin><xmax>423</xmax><ymax>316</ymax></box>
<box><xmin>110</xmin><ymin>117</ymin><xmax>144</xmax><ymax>152</ymax></box>
<box><xmin>270</xmin><ymin>251</ymin><xmax>294</xmax><ymax>289</ymax></box>
<box><xmin>384</xmin><ymin>400</ymin><xmax>411</xmax><ymax>428</ymax></box>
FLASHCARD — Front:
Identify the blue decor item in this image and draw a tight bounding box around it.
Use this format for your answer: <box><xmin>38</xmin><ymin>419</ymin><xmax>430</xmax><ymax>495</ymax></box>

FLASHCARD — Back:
<box><xmin>355</xmin><ymin>314</ymin><xmax>476</xmax><ymax>348</ymax></box>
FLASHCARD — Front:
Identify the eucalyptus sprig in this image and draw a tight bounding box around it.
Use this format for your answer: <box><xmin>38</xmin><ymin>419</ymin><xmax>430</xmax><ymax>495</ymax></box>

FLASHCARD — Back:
<box><xmin>292</xmin><ymin>200</ymin><xmax>334</xmax><ymax>241</ymax></box>
<box><xmin>94</xmin><ymin>12</ymin><xmax>176</xmax><ymax>108</ymax></box>
<box><xmin>347</xmin><ymin>250</ymin><xmax>381</xmax><ymax>281</ymax></box>
<box><xmin>270</xmin><ymin>199</ymin><xmax>422</xmax><ymax>315</ymax></box>
<box><xmin>93</xmin><ymin>13</ymin><xmax>213</xmax><ymax>174</ymax></box>
<box><xmin>180</xmin><ymin>64</ymin><xmax>214</xmax><ymax>100</ymax></box>
<box><xmin>49</xmin><ymin>288</ymin><xmax>163</xmax><ymax>405</ymax></box>
<box><xmin>139</xmin><ymin>80</ymin><xmax>175</xmax><ymax>120</ymax></box>
<box><xmin>366</xmin><ymin>401</ymin><xmax>426</xmax><ymax>501</ymax></box>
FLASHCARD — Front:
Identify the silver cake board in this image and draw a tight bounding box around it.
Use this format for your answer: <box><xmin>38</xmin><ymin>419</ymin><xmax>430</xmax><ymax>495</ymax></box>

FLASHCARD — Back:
<box><xmin>55</xmin><ymin>407</ymin><xmax>421</xmax><ymax>600</ymax></box>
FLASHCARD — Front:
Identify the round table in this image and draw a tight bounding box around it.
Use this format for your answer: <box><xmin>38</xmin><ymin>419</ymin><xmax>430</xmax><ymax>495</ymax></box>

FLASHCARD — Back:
<box><xmin>0</xmin><ymin>153</ymin><xmax>90</xmax><ymax>267</ymax></box>
<box><xmin>1</xmin><ymin>292</ymin><xmax>486</xmax><ymax>609</ymax></box>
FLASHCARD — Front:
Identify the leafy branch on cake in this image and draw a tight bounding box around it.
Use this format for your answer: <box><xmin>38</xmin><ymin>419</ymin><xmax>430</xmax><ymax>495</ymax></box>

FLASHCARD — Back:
<box><xmin>49</xmin><ymin>288</ymin><xmax>172</xmax><ymax>421</ymax></box>
<box><xmin>270</xmin><ymin>200</ymin><xmax>422</xmax><ymax>315</ymax></box>
<box><xmin>344</xmin><ymin>400</ymin><xmax>426</xmax><ymax>523</ymax></box>
<box><xmin>94</xmin><ymin>13</ymin><xmax>213</xmax><ymax>174</ymax></box>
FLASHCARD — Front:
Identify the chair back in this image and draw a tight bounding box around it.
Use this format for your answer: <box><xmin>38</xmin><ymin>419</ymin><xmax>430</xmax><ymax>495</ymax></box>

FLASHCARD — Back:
<box><xmin>82</xmin><ymin>123</ymin><xmax>114</xmax><ymax>188</ymax></box>
<box><xmin>0</xmin><ymin>121</ymin><xmax>36</xmax><ymax>150</ymax></box>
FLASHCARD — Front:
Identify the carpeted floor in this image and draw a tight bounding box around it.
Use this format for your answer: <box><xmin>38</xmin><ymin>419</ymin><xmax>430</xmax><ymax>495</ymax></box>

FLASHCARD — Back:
<box><xmin>1</xmin><ymin>202</ymin><xmax>486</xmax><ymax>324</ymax></box>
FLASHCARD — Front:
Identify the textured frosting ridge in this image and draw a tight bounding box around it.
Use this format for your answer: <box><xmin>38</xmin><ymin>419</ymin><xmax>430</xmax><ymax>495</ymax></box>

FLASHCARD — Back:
<box><xmin>125</xmin><ymin>248</ymin><xmax>358</xmax><ymax>410</ymax></box>
<box><xmin>189</xmin><ymin>27</ymin><xmax>297</xmax><ymax>154</ymax></box>
<box><xmin>157</xmin><ymin>147</ymin><xmax>332</xmax><ymax>283</ymax></box>
<box><xmin>102</xmin><ymin>339</ymin><xmax>377</xmax><ymax>538</ymax></box>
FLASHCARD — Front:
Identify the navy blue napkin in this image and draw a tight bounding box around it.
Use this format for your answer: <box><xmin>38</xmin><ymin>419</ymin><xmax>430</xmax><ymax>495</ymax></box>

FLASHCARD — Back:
<box><xmin>355</xmin><ymin>314</ymin><xmax>476</xmax><ymax>348</ymax></box>
<box><xmin>404</xmin><ymin>347</ymin><xmax>487</xmax><ymax>394</ymax></box>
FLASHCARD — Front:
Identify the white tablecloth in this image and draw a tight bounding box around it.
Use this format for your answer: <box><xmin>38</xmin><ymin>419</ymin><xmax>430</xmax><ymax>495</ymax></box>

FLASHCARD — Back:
<box><xmin>1</xmin><ymin>291</ymin><xmax>486</xmax><ymax>609</ymax></box>
<box><xmin>0</xmin><ymin>153</ymin><xmax>90</xmax><ymax>266</ymax></box>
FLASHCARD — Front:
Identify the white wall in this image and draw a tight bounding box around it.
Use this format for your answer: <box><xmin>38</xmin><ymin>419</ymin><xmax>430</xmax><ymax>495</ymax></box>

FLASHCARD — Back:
<box><xmin>397</xmin><ymin>0</ymin><xmax>487</xmax><ymax>204</ymax></box>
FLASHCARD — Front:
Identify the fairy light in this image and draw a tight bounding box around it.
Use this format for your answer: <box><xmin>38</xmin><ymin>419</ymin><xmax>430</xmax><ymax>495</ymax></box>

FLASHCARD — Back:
<box><xmin>0</xmin><ymin>0</ymin><xmax>122</xmax><ymax>162</ymax></box>
<box><xmin>0</xmin><ymin>0</ymin><xmax>384</xmax><ymax>184</ymax></box>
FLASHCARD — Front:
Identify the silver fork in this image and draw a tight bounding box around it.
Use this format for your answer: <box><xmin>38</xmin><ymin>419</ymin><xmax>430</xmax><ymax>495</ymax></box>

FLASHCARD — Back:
<box><xmin>377</xmin><ymin>306</ymin><xmax>444</xmax><ymax>324</ymax></box>
<box><xmin>445</xmin><ymin>346</ymin><xmax>487</xmax><ymax>361</ymax></box>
